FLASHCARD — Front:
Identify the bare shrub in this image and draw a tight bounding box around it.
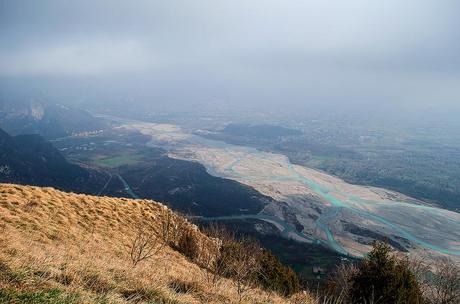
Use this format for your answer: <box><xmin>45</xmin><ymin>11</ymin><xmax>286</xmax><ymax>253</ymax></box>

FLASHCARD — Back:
<box><xmin>324</xmin><ymin>262</ymin><xmax>359</xmax><ymax>302</ymax></box>
<box><xmin>201</xmin><ymin>223</ymin><xmax>301</xmax><ymax>299</ymax></box>
<box><xmin>408</xmin><ymin>256</ymin><xmax>431</xmax><ymax>300</ymax></box>
<box><xmin>408</xmin><ymin>256</ymin><xmax>430</xmax><ymax>283</ymax></box>
<box><xmin>200</xmin><ymin>222</ymin><xmax>234</xmax><ymax>288</ymax></box>
<box><xmin>425</xmin><ymin>258</ymin><xmax>460</xmax><ymax>304</ymax></box>
<box><xmin>219</xmin><ymin>238</ymin><xmax>262</xmax><ymax>303</ymax></box>
<box><xmin>129</xmin><ymin>224</ymin><xmax>164</xmax><ymax>267</ymax></box>
<box><xmin>128</xmin><ymin>211</ymin><xmax>172</xmax><ymax>267</ymax></box>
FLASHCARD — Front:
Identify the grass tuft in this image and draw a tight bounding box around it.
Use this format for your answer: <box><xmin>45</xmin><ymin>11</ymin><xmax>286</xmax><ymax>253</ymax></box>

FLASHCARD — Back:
<box><xmin>168</xmin><ymin>278</ymin><xmax>200</xmax><ymax>294</ymax></box>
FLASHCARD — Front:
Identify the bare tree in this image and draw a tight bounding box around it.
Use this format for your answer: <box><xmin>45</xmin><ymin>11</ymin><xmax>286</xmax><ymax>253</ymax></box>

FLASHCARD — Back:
<box><xmin>200</xmin><ymin>222</ymin><xmax>234</xmax><ymax>288</ymax></box>
<box><xmin>408</xmin><ymin>256</ymin><xmax>430</xmax><ymax>283</ymax></box>
<box><xmin>426</xmin><ymin>258</ymin><xmax>460</xmax><ymax>304</ymax></box>
<box><xmin>129</xmin><ymin>225</ymin><xmax>162</xmax><ymax>267</ymax></box>
<box><xmin>408</xmin><ymin>256</ymin><xmax>431</xmax><ymax>300</ymax></box>
<box><xmin>220</xmin><ymin>238</ymin><xmax>262</xmax><ymax>303</ymax></box>
<box><xmin>128</xmin><ymin>212</ymin><xmax>172</xmax><ymax>267</ymax></box>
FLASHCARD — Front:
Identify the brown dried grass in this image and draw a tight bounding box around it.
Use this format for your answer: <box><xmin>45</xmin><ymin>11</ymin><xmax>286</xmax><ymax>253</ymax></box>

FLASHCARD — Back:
<box><xmin>0</xmin><ymin>183</ymin><xmax>316</xmax><ymax>304</ymax></box>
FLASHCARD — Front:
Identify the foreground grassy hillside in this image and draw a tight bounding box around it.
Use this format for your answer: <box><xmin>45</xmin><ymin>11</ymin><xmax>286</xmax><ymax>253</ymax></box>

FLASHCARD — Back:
<box><xmin>0</xmin><ymin>183</ymin><xmax>314</xmax><ymax>304</ymax></box>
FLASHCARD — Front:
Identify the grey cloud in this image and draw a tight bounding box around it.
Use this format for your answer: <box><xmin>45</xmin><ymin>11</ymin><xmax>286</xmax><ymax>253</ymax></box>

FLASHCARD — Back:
<box><xmin>0</xmin><ymin>0</ymin><xmax>459</xmax><ymax>109</ymax></box>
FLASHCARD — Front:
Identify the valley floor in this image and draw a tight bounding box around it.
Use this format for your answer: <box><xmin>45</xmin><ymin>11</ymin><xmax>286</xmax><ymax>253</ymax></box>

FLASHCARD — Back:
<box><xmin>123</xmin><ymin>122</ymin><xmax>460</xmax><ymax>264</ymax></box>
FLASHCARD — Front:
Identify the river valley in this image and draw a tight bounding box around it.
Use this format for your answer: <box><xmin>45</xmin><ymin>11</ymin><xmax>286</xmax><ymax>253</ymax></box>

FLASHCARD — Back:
<box><xmin>123</xmin><ymin>122</ymin><xmax>460</xmax><ymax>262</ymax></box>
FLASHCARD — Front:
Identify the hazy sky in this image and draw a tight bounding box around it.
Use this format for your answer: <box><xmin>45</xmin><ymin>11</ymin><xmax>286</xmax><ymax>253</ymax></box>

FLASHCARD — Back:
<box><xmin>1</xmin><ymin>0</ymin><xmax>459</xmax><ymax>112</ymax></box>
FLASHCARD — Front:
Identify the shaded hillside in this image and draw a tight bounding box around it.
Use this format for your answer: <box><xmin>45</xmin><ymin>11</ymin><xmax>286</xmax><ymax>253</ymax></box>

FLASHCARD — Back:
<box><xmin>119</xmin><ymin>157</ymin><xmax>272</xmax><ymax>216</ymax></box>
<box><xmin>0</xmin><ymin>183</ymin><xmax>315</xmax><ymax>304</ymax></box>
<box><xmin>0</xmin><ymin>128</ymin><xmax>105</xmax><ymax>193</ymax></box>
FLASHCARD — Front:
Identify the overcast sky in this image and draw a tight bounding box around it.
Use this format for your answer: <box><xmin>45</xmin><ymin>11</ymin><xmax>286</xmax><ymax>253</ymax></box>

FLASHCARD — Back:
<box><xmin>1</xmin><ymin>0</ymin><xmax>459</xmax><ymax>113</ymax></box>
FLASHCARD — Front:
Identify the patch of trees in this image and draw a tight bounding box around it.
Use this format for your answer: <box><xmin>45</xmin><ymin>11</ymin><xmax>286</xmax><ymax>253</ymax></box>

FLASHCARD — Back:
<box><xmin>325</xmin><ymin>242</ymin><xmax>460</xmax><ymax>304</ymax></box>
<box><xmin>258</xmin><ymin>249</ymin><xmax>300</xmax><ymax>297</ymax></box>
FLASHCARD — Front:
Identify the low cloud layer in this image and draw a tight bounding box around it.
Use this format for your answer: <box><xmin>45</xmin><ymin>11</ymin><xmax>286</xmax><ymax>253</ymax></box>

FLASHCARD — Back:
<box><xmin>1</xmin><ymin>0</ymin><xmax>459</xmax><ymax>110</ymax></box>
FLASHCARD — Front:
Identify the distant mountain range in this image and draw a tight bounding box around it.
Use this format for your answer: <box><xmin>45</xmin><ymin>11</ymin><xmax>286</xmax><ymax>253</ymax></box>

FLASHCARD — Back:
<box><xmin>0</xmin><ymin>100</ymin><xmax>108</xmax><ymax>139</ymax></box>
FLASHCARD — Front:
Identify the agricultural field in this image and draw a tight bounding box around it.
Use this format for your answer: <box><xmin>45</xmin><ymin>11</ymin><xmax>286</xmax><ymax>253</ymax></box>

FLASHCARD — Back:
<box><xmin>93</xmin><ymin>154</ymin><xmax>143</xmax><ymax>168</ymax></box>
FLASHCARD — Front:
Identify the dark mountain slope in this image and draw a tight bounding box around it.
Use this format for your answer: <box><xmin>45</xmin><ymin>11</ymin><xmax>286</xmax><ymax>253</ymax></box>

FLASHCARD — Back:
<box><xmin>119</xmin><ymin>156</ymin><xmax>273</xmax><ymax>216</ymax></box>
<box><xmin>0</xmin><ymin>128</ymin><xmax>105</xmax><ymax>193</ymax></box>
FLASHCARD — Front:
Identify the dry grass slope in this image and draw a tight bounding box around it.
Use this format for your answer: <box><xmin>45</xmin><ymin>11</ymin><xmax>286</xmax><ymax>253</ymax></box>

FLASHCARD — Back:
<box><xmin>0</xmin><ymin>183</ymin><xmax>316</xmax><ymax>304</ymax></box>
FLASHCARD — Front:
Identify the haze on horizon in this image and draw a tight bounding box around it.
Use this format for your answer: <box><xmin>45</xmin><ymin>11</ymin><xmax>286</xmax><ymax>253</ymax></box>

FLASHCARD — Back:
<box><xmin>1</xmin><ymin>0</ymin><xmax>460</xmax><ymax>115</ymax></box>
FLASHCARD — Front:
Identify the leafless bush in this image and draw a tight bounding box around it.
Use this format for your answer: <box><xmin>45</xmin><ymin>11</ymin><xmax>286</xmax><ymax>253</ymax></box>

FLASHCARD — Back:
<box><xmin>194</xmin><ymin>222</ymin><xmax>264</xmax><ymax>302</ymax></box>
<box><xmin>408</xmin><ymin>256</ymin><xmax>430</xmax><ymax>283</ymax></box>
<box><xmin>128</xmin><ymin>211</ymin><xmax>172</xmax><ymax>267</ymax></box>
<box><xmin>166</xmin><ymin>211</ymin><xmax>188</xmax><ymax>248</ymax></box>
<box><xmin>425</xmin><ymin>258</ymin><xmax>460</xmax><ymax>304</ymax></box>
<box><xmin>129</xmin><ymin>225</ymin><xmax>164</xmax><ymax>267</ymax></box>
<box><xmin>324</xmin><ymin>262</ymin><xmax>359</xmax><ymax>303</ymax></box>
<box><xmin>200</xmin><ymin>222</ymin><xmax>234</xmax><ymax>288</ymax></box>
<box><xmin>220</xmin><ymin>237</ymin><xmax>262</xmax><ymax>303</ymax></box>
<box><xmin>409</xmin><ymin>256</ymin><xmax>431</xmax><ymax>299</ymax></box>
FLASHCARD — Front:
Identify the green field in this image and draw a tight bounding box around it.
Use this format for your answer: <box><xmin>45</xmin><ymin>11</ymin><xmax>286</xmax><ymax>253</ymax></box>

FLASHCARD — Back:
<box><xmin>94</xmin><ymin>154</ymin><xmax>143</xmax><ymax>168</ymax></box>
